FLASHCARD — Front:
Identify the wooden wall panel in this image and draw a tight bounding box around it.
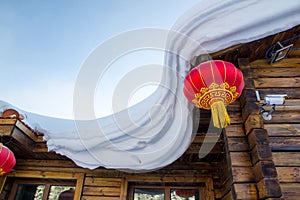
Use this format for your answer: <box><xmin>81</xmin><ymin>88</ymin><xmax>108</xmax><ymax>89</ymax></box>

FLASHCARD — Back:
<box><xmin>277</xmin><ymin>167</ymin><xmax>300</xmax><ymax>183</ymax></box>
<box><xmin>273</xmin><ymin>152</ymin><xmax>300</xmax><ymax>167</ymax></box>
<box><xmin>265</xmin><ymin>124</ymin><xmax>300</xmax><ymax>137</ymax></box>
<box><xmin>233</xmin><ymin>184</ymin><xmax>257</xmax><ymax>200</ymax></box>
<box><xmin>229</xmin><ymin>152</ymin><xmax>252</xmax><ymax>167</ymax></box>
<box><xmin>5</xmin><ymin>158</ymin><xmax>217</xmax><ymax>200</ymax></box>
<box><xmin>82</xmin><ymin>177</ymin><xmax>122</xmax><ymax>199</ymax></box>
<box><xmin>249</xmin><ymin>58</ymin><xmax>300</xmax><ymax>200</ymax></box>
<box><xmin>280</xmin><ymin>183</ymin><xmax>300</xmax><ymax>200</ymax></box>
<box><xmin>221</xmin><ymin>98</ymin><xmax>258</xmax><ymax>200</ymax></box>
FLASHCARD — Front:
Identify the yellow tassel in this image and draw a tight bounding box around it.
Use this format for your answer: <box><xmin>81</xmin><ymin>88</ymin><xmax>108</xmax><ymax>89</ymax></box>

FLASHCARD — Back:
<box><xmin>211</xmin><ymin>101</ymin><xmax>230</xmax><ymax>128</ymax></box>
<box><xmin>0</xmin><ymin>168</ymin><xmax>4</xmax><ymax>176</ymax></box>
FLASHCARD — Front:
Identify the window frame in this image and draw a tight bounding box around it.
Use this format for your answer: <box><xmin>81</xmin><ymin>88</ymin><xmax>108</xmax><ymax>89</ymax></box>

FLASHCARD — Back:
<box><xmin>124</xmin><ymin>175</ymin><xmax>214</xmax><ymax>200</ymax></box>
<box><xmin>128</xmin><ymin>184</ymin><xmax>205</xmax><ymax>200</ymax></box>
<box><xmin>9</xmin><ymin>179</ymin><xmax>76</xmax><ymax>200</ymax></box>
<box><xmin>5</xmin><ymin>171</ymin><xmax>84</xmax><ymax>200</ymax></box>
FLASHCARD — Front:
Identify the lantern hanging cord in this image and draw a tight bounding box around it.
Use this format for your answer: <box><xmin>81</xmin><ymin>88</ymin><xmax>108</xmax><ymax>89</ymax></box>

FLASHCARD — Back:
<box><xmin>265</xmin><ymin>33</ymin><xmax>300</xmax><ymax>59</ymax></box>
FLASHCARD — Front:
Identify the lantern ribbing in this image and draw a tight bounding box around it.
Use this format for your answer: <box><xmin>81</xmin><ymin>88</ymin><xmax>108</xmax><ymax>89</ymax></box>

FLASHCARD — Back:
<box><xmin>0</xmin><ymin>143</ymin><xmax>16</xmax><ymax>175</ymax></box>
<box><xmin>183</xmin><ymin>60</ymin><xmax>244</xmax><ymax>128</ymax></box>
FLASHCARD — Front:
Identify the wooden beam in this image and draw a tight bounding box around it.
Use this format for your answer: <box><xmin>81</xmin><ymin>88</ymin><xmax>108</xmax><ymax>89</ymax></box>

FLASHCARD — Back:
<box><xmin>257</xmin><ymin>178</ymin><xmax>282</xmax><ymax>199</ymax></box>
<box><xmin>273</xmin><ymin>152</ymin><xmax>300</xmax><ymax>167</ymax></box>
<box><xmin>33</xmin><ymin>142</ymin><xmax>49</xmax><ymax>152</ymax></box>
<box><xmin>253</xmin><ymin>161</ymin><xmax>278</xmax><ymax>182</ymax></box>
<box><xmin>7</xmin><ymin>170</ymin><xmax>82</xmax><ymax>179</ymax></box>
<box><xmin>251</xmin><ymin>67</ymin><xmax>300</xmax><ymax>78</ymax></box>
<box><xmin>264</xmin><ymin>124</ymin><xmax>300</xmax><ymax>137</ymax></box>
<box><xmin>242</xmin><ymin>102</ymin><xmax>260</xmax><ymax>122</ymax></box>
<box><xmin>280</xmin><ymin>183</ymin><xmax>300</xmax><ymax>199</ymax></box>
<box><xmin>15</xmin><ymin>120</ymin><xmax>41</xmax><ymax>142</ymax></box>
<box><xmin>0</xmin><ymin>119</ymin><xmax>16</xmax><ymax>137</ymax></box>
<box><xmin>82</xmin><ymin>186</ymin><xmax>120</xmax><ymax>197</ymax></box>
<box><xmin>16</xmin><ymin>159</ymin><xmax>77</xmax><ymax>168</ymax></box>
<box><xmin>230</xmin><ymin>152</ymin><xmax>252</xmax><ymax>167</ymax></box>
<box><xmin>120</xmin><ymin>177</ymin><xmax>128</xmax><ymax>200</ymax></box>
<box><xmin>250</xmin><ymin>58</ymin><xmax>300</xmax><ymax>68</ymax></box>
<box><xmin>251</xmin><ymin>144</ymin><xmax>273</xmax><ymax>165</ymax></box>
<box><xmin>185</xmin><ymin>143</ymin><xmax>224</xmax><ymax>154</ymax></box>
<box><xmin>84</xmin><ymin>177</ymin><xmax>122</xmax><ymax>187</ymax></box>
<box><xmin>248</xmin><ymin>129</ymin><xmax>269</xmax><ymax>150</ymax></box>
<box><xmin>225</xmin><ymin>125</ymin><xmax>245</xmax><ymax>137</ymax></box>
<box><xmin>125</xmin><ymin>175</ymin><xmax>212</xmax><ymax>183</ymax></box>
<box><xmin>222</xmin><ymin>190</ymin><xmax>234</xmax><ymax>200</ymax></box>
<box><xmin>227</xmin><ymin>138</ymin><xmax>249</xmax><ymax>152</ymax></box>
<box><xmin>204</xmin><ymin>176</ymin><xmax>215</xmax><ymax>200</ymax></box>
<box><xmin>232</xmin><ymin>167</ymin><xmax>255</xmax><ymax>183</ymax></box>
<box><xmin>0</xmin><ymin>119</ymin><xmax>17</xmax><ymax>125</ymax></box>
<box><xmin>74</xmin><ymin>173</ymin><xmax>85</xmax><ymax>200</ymax></box>
<box><xmin>233</xmin><ymin>183</ymin><xmax>258</xmax><ymax>200</ymax></box>
<box><xmin>244</xmin><ymin>115</ymin><xmax>263</xmax><ymax>135</ymax></box>
<box><xmin>277</xmin><ymin>167</ymin><xmax>300</xmax><ymax>182</ymax></box>
<box><xmin>217</xmin><ymin>176</ymin><xmax>232</xmax><ymax>199</ymax></box>
<box><xmin>192</xmin><ymin>135</ymin><xmax>223</xmax><ymax>143</ymax></box>
<box><xmin>240</xmin><ymin>89</ymin><xmax>258</xmax><ymax>107</ymax></box>
<box><xmin>254</xmin><ymin>77</ymin><xmax>300</xmax><ymax>88</ymax></box>
<box><xmin>11</xmin><ymin>128</ymin><xmax>35</xmax><ymax>148</ymax></box>
<box><xmin>269</xmin><ymin>137</ymin><xmax>300</xmax><ymax>151</ymax></box>
<box><xmin>263</xmin><ymin>112</ymin><xmax>300</xmax><ymax>124</ymax></box>
<box><xmin>0</xmin><ymin>126</ymin><xmax>14</xmax><ymax>136</ymax></box>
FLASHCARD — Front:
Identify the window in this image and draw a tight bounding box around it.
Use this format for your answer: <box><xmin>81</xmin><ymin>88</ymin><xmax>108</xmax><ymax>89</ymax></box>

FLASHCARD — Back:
<box><xmin>9</xmin><ymin>179</ymin><xmax>75</xmax><ymax>200</ymax></box>
<box><xmin>4</xmin><ymin>170</ymin><xmax>84</xmax><ymax>200</ymax></box>
<box><xmin>128</xmin><ymin>182</ymin><xmax>205</xmax><ymax>200</ymax></box>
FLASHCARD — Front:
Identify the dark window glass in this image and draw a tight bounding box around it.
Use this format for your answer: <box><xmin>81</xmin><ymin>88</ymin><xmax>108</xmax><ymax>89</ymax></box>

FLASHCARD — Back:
<box><xmin>14</xmin><ymin>184</ymin><xmax>45</xmax><ymax>200</ymax></box>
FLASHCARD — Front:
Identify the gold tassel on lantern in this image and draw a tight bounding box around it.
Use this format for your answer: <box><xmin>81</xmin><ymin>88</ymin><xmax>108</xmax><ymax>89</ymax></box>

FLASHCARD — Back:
<box><xmin>211</xmin><ymin>101</ymin><xmax>230</xmax><ymax>128</ymax></box>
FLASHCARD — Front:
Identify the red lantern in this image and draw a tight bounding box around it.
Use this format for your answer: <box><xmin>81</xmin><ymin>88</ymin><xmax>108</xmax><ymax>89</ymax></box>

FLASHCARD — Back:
<box><xmin>0</xmin><ymin>143</ymin><xmax>16</xmax><ymax>175</ymax></box>
<box><xmin>175</xmin><ymin>189</ymin><xmax>195</xmax><ymax>198</ymax></box>
<box><xmin>184</xmin><ymin>60</ymin><xmax>244</xmax><ymax>128</ymax></box>
<box><xmin>58</xmin><ymin>189</ymin><xmax>75</xmax><ymax>200</ymax></box>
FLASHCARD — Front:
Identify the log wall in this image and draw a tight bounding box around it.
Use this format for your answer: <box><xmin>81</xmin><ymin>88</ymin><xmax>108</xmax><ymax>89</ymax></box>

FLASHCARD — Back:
<box><xmin>222</xmin><ymin>103</ymin><xmax>257</xmax><ymax>199</ymax></box>
<box><xmin>3</xmin><ymin>159</ymin><xmax>216</xmax><ymax>200</ymax></box>
<box><xmin>239</xmin><ymin>58</ymin><xmax>300</xmax><ymax>199</ymax></box>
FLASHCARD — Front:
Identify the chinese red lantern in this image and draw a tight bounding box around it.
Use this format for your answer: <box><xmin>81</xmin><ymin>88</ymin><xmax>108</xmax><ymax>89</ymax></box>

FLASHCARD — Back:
<box><xmin>175</xmin><ymin>189</ymin><xmax>195</xmax><ymax>198</ymax></box>
<box><xmin>0</xmin><ymin>143</ymin><xmax>16</xmax><ymax>175</ymax></box>
<box><xmin>58</xmin><ymin>189</ymin><xmax>75</xmax><ymax>200</ymax></box>
<box><xmin>183</xmin><ymin>60</ymin><xmax>244</xmax><ymax>128</ymax></box>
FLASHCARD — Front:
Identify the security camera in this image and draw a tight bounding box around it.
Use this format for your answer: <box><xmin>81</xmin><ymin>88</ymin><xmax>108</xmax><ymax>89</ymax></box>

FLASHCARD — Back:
<box><xmin>264</xmin><ymin>94</ymin><xmax>287</xmax><ymax>105</ymax></box>
<box><xmin>256</xmin><ymin>91</ymin><xmax>287</xmax><ymax>121</ymax></box>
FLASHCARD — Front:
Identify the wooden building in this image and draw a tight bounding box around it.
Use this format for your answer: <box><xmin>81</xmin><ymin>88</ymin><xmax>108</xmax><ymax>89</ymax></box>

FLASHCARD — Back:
<box><xmin>0</xmin><ymin>24</ymin><xmax>300</xmax><ymax>200</ymax></box>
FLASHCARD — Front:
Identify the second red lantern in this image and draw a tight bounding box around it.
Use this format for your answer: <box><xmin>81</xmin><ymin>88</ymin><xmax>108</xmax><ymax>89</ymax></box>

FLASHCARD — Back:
<box><xmin>0</xmin><ymin>143</ymin><xmax>16</xmax><ymax>175</ymax></box>
<box><xmin>183</xmin><ymin>60</ymin><xmax>244</xmax><ymax>128</ymax></box>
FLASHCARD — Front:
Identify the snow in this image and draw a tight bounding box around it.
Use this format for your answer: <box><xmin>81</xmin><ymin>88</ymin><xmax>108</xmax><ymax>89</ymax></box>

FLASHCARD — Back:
<box><xmin>1</xmin><ymin>0</ymin><xmax>300</xmax><ymax>171</ymax></box>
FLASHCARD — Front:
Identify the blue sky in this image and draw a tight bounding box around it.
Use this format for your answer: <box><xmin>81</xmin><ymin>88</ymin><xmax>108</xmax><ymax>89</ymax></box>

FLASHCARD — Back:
<box><xmin>0</xmin><ymin>0</ymin><xmax>199</xmax><ymax>118</ymax></box>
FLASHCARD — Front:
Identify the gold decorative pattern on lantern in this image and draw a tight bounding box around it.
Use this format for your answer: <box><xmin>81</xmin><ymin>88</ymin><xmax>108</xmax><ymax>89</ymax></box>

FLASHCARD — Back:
<box><xmin>192</xmin><ymin>82</ymin><xmax>239</xmax><ymax>109</ymax></box>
